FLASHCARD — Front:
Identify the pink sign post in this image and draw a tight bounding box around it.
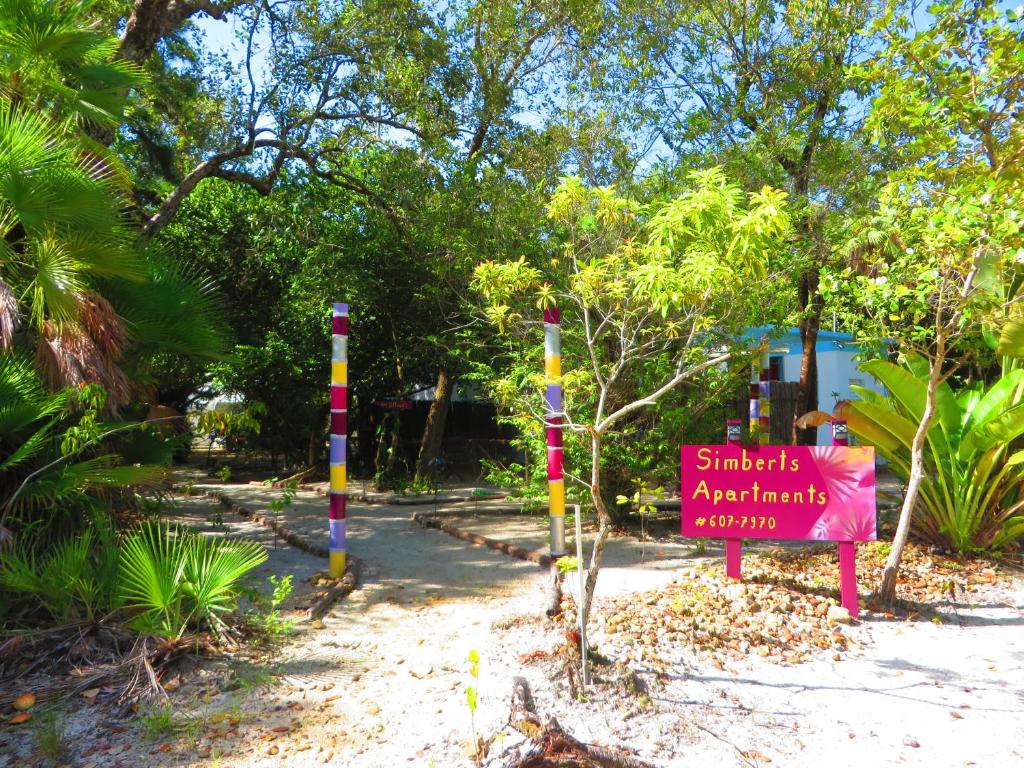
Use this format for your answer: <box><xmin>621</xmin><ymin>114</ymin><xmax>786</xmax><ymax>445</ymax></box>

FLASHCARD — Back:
<box><xmin>832</xmin><ymin>419</ymin><xmax>860</xmax><ymax>617</ymax></box>
<box><xmin>681</xmin><ymin>441</ymin><xmax>875</xmax><ymax>617</ymax></box>
<box><xmin>724</xmin><ymin>419</ymin><xmax>743</xmax><ymax>579</ymax></box>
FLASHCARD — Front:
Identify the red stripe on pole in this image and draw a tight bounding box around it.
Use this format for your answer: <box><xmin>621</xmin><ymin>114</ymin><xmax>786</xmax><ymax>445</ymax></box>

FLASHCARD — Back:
<box><xmin>329</xmin><ymin>493</ymin><xmax>346</xmax><ymax>520</ymax></box>
<box><xmin>330</xmin><ymin>412</ymin><xmax>347</xmax><ymax>434</ymax></box>
<box><xmin>331</xmin><ymin>386</ymin><xmax>348</xmax><ymax>410</ymax></box>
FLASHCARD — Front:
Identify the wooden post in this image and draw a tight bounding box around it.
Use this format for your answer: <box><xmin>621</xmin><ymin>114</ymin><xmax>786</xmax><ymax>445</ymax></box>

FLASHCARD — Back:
<box><xmin>725</xmin><ymin>419</ymin><xmax>743</xmax><ymax>579</ymax></box>
<box><xmin>328</xmin><ymin>303</ymin><xmax>349</xmax><ymax>578</ymax></box>
<box><xmin>832</xmin><ymin>419</ymin><xmax>858</xmax><ymax>618</ymax></box>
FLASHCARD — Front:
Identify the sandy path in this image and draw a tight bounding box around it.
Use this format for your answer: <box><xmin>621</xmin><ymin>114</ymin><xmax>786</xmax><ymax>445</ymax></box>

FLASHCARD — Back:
<box><xmin>3</xmin><ymin>485</ymin><xmax>1021</xmax><ymax>768</ymax></box>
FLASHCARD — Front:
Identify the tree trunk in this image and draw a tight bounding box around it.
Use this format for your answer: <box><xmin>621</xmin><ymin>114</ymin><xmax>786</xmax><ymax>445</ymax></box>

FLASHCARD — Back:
<box><xmin>307</xmin><ymin>406</ymin><xmax>326</xmax><ymax>468</ymax></box>
<box><xmin>794</xmin><ymin>268</ymin><xmax>824</xmax><ymax>445</ymax></box>
<box><xmin>120</xmin><ymin>1</ymin><xmax>245</xmax><ymax>65</ymax></box>
<box><xmin>385</xmin><ymin>412</ymin><xmax>402</xmax><ymax>478</ymax></box>
<box><xmin>581</xmin><ymin>431</ymin><xmax>612</xmax><ymax>624</ymax></box>
<box><xmin>414</xmin><ymin>367</ymin><xmax>454</xmax><ymax>484</ymax></box>
<box><xmin>876</xmin><ymin>362</ymin><xmax>940</xmax><ymax>605</ymax></box>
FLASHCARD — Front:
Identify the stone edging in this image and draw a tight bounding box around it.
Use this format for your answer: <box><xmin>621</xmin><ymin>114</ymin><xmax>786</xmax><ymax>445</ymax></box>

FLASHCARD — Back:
<box><xmin>411</xmin><ymin>511</ymin><xmax>553</xmax><ymax>568</ymax></box>
<box><xmin>206</xmin><ymin>490</ymin><xmax>329</xmax><ymax>558</ymax></box>
<box><xmin>296</xmin><ymin>482</ymin><xmax>507</xmax><ymax>507</ymax></box>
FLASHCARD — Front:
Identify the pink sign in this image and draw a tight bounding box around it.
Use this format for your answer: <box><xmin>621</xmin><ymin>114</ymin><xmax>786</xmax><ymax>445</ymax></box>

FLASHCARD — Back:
<box><xmin>680</xmin><ymin>445</ymin><xmax>876</xmax><ymax>541</ymax></box>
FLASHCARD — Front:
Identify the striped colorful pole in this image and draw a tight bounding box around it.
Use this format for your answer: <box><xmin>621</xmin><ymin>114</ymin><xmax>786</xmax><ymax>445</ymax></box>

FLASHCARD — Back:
<box><xmin>725</xmin><ymin>419</ymin><xmax>742</xmax><ymax>579</ymax></box>
<box><xmin>758</xmin><ymin>347</ymin><xmax>770</xmax><ymax>445</ymax></box>
<box><xmin>544</xmin><ymin>308</ymin><xmax>566</xmax><ymax>558</ymax></box>
<box><xmin>329</xmin><ymin>303</ymin><xmax>349</xmax><ymax>578</ymax></box>
<box><xmin>748</xmin><ymin>356</ymin><xmax>760</xmax><ymax>443</ymax></box>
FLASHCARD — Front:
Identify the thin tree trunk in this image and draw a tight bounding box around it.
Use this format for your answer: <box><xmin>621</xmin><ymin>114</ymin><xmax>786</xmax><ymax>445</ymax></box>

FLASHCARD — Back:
<box><xmin>414</xmin><ymin>368</ymin><xmax>454</xmax><ymax>484</ymax></box>
<box><xmin>582</xmin><ymin>431</ymin><xmax>611</xmax><ymax>624</ymax></box>
<box><xmin>385</xmin><ymin>412</ymin><xmax>402</xmax><ymax>478</ymax></box>
<box><xmin>795</xmin><ymin>268</ymin><xmax>823</xmax><ymax>445</ymax></box>
<box><xmin>876</xmin><ymin>361</ymin><xmax>940</xmax><ymax>605</ymax></box>
<box><xmin>307</xmin><ymin>406</ymin><xmax>326</xmax><ymax>468</ymax></box>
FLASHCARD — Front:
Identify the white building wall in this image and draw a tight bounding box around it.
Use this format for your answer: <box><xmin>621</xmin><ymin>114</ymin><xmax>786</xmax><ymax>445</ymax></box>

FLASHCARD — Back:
<box><xmin>774</xmin><ymin>345</ymin><xmax>882</xmax><ymax>445</ymax></box>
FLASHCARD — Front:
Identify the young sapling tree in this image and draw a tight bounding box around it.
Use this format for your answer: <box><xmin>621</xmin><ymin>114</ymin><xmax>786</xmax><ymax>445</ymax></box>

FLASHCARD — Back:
<box><xmin>473</xmin><ymin>169</ymin><xmax>790</xmax><ymax>624</ymax></box>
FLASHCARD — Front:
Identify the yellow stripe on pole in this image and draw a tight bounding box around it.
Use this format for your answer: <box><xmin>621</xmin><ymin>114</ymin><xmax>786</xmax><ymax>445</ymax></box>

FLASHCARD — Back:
<box><xmin>545</xmin><ymin>354</ymin><xmax>561</xmax><ymax>380</ymax></box>
<box><xmin>330</xmin><ymin>464</ymin><xmax>347</xmax><ymax>490</ymax></box>
<box><xmin>329</xmin><ymin>550</ymin><xmax>346</xmax><ymax>575</ymax></box>
<box><xmin>548</xmin><ymin>479</ymin><xmax>565</xmax><ymax>516</ymax></box>
<box><xmin>331</xmin><ymin>361</ymin><xmax>348</xmax><ymax>384</ymax></box>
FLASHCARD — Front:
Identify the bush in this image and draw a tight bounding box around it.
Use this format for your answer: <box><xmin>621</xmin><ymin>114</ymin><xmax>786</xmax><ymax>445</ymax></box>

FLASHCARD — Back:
<box><xmin>847</xmin><ymin>358</ymin><xmax>1024</xmax><ymax>552</ymax></box>
<box><xmin>119</xmin><ymin>524</ymin><xmax>267</xmax><ymax>638</ymax></box>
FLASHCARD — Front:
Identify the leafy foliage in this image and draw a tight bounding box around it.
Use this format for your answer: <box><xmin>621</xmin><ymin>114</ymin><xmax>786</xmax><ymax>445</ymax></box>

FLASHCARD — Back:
<box><xmin>118</xmin><ymin>523</ymin><xmax>267</xmax><ymax>638</ymax></box>
<box><xmin>847</xmin><ymin>359</ymin><xmax>1024</xmax><ymax>552</ymax></box>
<box><xmin>474</xmin><ymin>170</ymin><xmax>790</xmax><ymax>621</ymax></box>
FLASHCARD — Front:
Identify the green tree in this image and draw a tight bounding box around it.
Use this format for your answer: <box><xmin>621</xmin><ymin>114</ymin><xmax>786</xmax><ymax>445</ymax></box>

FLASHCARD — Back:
<box><xmin>474</xmin><ymin>169</ymin><xmax>790</xmax><ymax>621</ymax></box>
<box><xmin>825</xmin><ymin>0</ymin><xmax>1024</xmax><ymax>604</ymax></box>
<box><xmin>608</xmin><ymin>0</ymin><xmax>888</xmax><ymax>443</ymax></box>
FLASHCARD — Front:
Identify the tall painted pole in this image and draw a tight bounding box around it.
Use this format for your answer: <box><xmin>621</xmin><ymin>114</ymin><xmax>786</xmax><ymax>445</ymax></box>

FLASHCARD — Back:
<box><xmin>748</xmin><ymin>355</ymin><xmax>760</xmax><ymax>443</ymax></box>
<box><xmin>329</xmin><ymin>303</ymin><xmax>349</xmax><ymax>578</ymax></box>
<box><xmin>544</xmin><ymin>308</ymin><xmax>566</xmax><ymax>559</ymax></box>
<box><xmin>724</xmin><ymin>419</ymin><xmax>743</xmax><ymax>578</ymax></box>
<box><xmin>758</xmin><ymin>347</ymin><xmax>771</xmax><ymax>445</ymax></box>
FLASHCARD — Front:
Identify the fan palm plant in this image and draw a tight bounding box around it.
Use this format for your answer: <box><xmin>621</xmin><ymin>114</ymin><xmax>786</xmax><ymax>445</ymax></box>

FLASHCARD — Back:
<box><xmin>0</xmin><ymin>0</ymin><xmax>147</xmax><ymax>403</ymax></box>
<box><xmin>1</xmin><ymin>0</ymin><xmax>228</xmax><ymax>406</ymax></box>
<box><xmin>118</xmin><ymin>523</ymin><xmax>267</xmax><ymax>639</ymax></box>
<box><xmin>845</xmin><ymin>357</ymin><xmax>1024</xmax><ymax>552</ymax></box>
<box><xmin>0</xmin><ymin>354</ymin><xmax>166</xmax><ymax>544</ymax></box>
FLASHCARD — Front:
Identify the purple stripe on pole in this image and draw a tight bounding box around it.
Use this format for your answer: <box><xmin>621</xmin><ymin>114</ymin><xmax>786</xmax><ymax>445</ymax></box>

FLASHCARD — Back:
<box><xmin>548</xmin><ymin>449</ymin><xmax>564</xmax><ymax>480</ymax></box>
<box><xmin>333</xmin><ymin>302</ymin><xmax>349</xmax><ymax>314</ymax></box>
<box><xmin>329</xmin><ymin>518</ymin><xmax>346</xmax><ymax>550</ymax></box>
<box><xmin>330</xmin><ymin>412</ymin><xmax>347</xmax><ymax>435</ymax></box>
<box><xmin>329</xmin><ymin>492</ymin><xmax>346</xmax><ymax>520</ymax></box>
<box><xmin>546</xmin><ymin>427</ymin><xmax>563</xmax><ymax>448</ymax></box>
<box><xmin>332</xmin><ymin>315</ymin><xmax>349</xmax><ymax>334</ymax></box>
<box><xmin>543</xmin><ymin>308</ymin><xmax>561</xmax><ymax>324</ymax></box>
<box><xmin>331</xmin><ymin>386</ymin><xmax>348</xmax><ymax>410</ymax></box>
<box><xmin>545</xmin><ymin>384</ymin><xmax>562</xmax><ymax>413</ymax></box>
<box><xmin>330</xmin><ymin>435</ymin><xmax>346</xmax><ymax>465</ymax></box>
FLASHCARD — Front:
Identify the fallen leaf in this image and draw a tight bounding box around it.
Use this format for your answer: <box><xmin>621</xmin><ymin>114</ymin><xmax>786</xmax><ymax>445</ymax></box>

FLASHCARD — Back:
<box><xmin>81</xmin><ymin>688</ymin><xmax>101</xmax><ymax>701</ymax></box>
<box><xmin>950</xmin><ymin>711</ymin><xmax>963</xmax><ymax>720</ymax></box>
<box><xmin>13</xmin><ymin>693</ymin><xmax>36</xmax><ymax>710</ymax></box>
<box><xmin>903</xmin><ymin>738</ymin><xmax>921</xmax><ymax>748</ymax></box>
<box><xmin>7</xmin><ymin>712</ymin><xmax>31</xmax><ymax>724</ymax></box>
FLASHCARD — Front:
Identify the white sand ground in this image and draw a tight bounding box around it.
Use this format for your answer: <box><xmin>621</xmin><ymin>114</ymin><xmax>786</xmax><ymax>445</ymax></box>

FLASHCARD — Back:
<box><xmin>2</xmin><ymin>484</ymin><xmax>1021</xmax><ymax>767</ymax></box>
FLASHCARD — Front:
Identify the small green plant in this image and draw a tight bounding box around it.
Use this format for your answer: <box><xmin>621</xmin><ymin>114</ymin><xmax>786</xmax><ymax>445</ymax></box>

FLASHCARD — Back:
<box><xmin>181</xmin><ymin>478</ymin><xmax>196</xmax><ymax>497</ymax></box>
<box><xmin>31</xmin><ymin>706</ymin><xmax>66</xmax><ymax>764</ymax></box>
<box><xmin>118</xmin><ymin>523</ymin><xmax>268</xmax><ymax>638</ymax></box>
<box><xmin>616</xmin><ymin>480</ymin><xmax>666</xmax><ymax>561</ymax></box>
<box><xmin>139</xmin><ymin>704</ymin><xmax>200</xmax><ymax>741</ymax></box>
<box><xmin>207</xmin><ymin>508</ymin><xmax>225</xmax><ymax>529</ymax></box>
<box><xmin>465</xmin><ymin>649</ymin><xmax>481</xmax><ymax>766</ymax></box>
<box><xmin>264</xmin><ymin>480</ymin><xmax>298</xmax><ymax>548</ymax></box>
<box><xmin>226</xmin><ymin>661</ymin><xmax>276</xmax><ymax>691</ymax></box>
<box><xmin>217</xmin><ymin>465</ymin><xmax>232</xmax><ymax>483</ymax></box>
<box><xmin>243</xmin><ymin>574</ymin><xmax>295</xmax><ymax>637</ymax></box>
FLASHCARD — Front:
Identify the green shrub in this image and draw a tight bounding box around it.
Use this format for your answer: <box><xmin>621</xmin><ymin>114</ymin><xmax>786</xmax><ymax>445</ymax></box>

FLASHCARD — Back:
<box><xmin>0</xmin><ymin>522</ymin><xmax>119</xmax><ymax>623</ymax></box>
<box><xmin>118</xmin><ymin>524</ymin><xmax>267</xmax><ymax>638</ymax></box>
<box><xmin>848</xmin><ymin>358</ymin><xmax>1024</xmax><ymax>552</ymax></box>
